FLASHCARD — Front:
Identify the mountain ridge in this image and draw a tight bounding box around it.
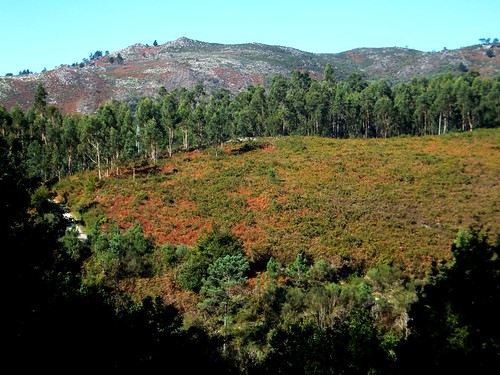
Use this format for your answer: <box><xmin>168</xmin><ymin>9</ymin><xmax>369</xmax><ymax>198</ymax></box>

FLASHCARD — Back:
<box><xmin>1</xmin><ymin>37</ymin><xmax>498</xmax><ymax>114</ymax></box>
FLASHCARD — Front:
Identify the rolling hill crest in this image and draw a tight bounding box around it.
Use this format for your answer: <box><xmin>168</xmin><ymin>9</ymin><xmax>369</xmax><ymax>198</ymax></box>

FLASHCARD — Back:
<box><xmin>1</xmin><ymin>37</ymin><xmax>499</xmax><ymax>114</ymax></box>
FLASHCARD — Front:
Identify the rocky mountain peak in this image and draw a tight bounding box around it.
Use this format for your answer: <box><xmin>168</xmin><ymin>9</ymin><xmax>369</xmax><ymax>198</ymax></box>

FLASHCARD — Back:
<box><xmin>1</xmin><ymin>38</ymin><xmax>498</xmax><ymax>114</ymax></box>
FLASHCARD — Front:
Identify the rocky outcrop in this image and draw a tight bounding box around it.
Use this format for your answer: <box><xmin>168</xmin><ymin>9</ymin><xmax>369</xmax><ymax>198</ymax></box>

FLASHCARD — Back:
<box><xmin>1</xmin><ymin>37</ymin><xmax>498</xmax><ymax>114</ymax></box>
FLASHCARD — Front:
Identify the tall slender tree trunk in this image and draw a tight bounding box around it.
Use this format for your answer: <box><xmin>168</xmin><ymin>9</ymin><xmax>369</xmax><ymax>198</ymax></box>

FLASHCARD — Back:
<box><xmin>182</xmin><ymin>127</ymin><xmax>188</xmax><ymax>149</ymax></box>
<box><xmin>88</xmin><ymin>141</ymin><xmax>102</xmax><ymax>180</ymax></box>
<box><xmin>97</xmin><ymin>147</ymin><xmax>102</xmax><ymax>180</ymax></box>
<box><xmin>168</xmin><ymin>128</ymin><xmax>174</xmax><ymax>157</ymax></box>
<box><xmin>423</xmin><ymin>111</ymin><xmax>427</xmax><ymax>135</ymax></box>
<box><xmin>67</xmin><ymin>153</ymin><xmax>72</xmax><ymax>175</ymax></box>
<box><xmin>151</xmin><ymin>143</ymin><xmax>157</xmax><ymax>164</ymax></box>
<box><xmin>197</xmin><ymin>120</ymin><xmax>203</xmax><ymax>150</ymax></box>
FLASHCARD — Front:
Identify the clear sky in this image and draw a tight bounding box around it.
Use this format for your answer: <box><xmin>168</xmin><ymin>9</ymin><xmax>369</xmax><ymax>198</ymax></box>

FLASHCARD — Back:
<box><xmin>1</xmin><ymin>0</ymin><xmax>498</xmax><ymax>75</ymax></box>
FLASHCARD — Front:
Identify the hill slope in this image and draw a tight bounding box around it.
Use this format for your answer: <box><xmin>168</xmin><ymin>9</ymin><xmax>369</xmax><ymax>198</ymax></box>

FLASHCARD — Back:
<box><xmin>57</xmin><ymin>129</ymin><xmax>500</xmax><ymax>278</ymax></box>
<box><xmin>1</xmin><ymin>37</ymin><xmax>499</xmax><ymax>114</ymax></box>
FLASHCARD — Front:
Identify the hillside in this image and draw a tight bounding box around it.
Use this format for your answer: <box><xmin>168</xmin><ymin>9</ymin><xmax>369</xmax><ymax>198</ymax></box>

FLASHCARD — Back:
<box><xmin>56</xmin><ymin>129</ymin><xmax>500</xmax><ymax>279</ymax></box>
<box><xmin>1</xmin><ymin>37</ymin><xmax>499</xmax><ymax>114</ymax></box>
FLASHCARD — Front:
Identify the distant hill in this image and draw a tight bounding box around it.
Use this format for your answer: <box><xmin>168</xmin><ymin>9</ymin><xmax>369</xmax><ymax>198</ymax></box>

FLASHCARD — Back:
<box><xmin>1</xmin><ymin>37</ymin><xmax>499</xmax><ymax>114</ymax></box>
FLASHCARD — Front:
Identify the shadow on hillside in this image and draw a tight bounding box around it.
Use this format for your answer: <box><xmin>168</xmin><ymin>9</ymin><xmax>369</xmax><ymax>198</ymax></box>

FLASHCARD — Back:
<box><xmin>230</xmin><ymin>141</ymin><xmax>270</xmax><ymax>155</ymax></box>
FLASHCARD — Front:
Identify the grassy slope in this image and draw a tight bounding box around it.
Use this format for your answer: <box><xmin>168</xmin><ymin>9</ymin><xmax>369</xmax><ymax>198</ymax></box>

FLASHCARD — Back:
<box><xmin>59</xmin><ymin>129</ymin><xmax>500</xmax><ymax>279</ymax></box>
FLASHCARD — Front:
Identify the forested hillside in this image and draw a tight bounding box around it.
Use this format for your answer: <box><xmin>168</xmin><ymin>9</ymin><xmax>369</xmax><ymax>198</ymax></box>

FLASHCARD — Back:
<box><xmin>2</xmin><ymin>68</ymin><xmax>499</xmax><ymax>372</ymax></box>
<box><xmin>1</xmin><ymin>68</ymin><xmax>498</xmax><ymax>182</ymax></box>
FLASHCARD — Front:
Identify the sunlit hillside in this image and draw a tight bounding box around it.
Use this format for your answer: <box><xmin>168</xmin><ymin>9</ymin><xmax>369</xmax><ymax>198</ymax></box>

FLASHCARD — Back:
<box><xmin>56</xmin><ymin>129</ymin><xmax>500</xmax><ymax>280</ymax></box>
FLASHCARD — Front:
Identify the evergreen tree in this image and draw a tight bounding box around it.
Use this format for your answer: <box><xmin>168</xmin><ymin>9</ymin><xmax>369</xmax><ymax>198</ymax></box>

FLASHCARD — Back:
<box><xmin>323</xmin><ymin>63</ymin><xmax>335</xmax><ymax>84</ymax></box>
<box><xmin>200</xmin><ymin>253</ymin><xmax>250</xmax><ymax>351</ymax></box>
<box><xmin>34</xmin><ymin>83</ymin><xmax>48</xmax><ymax>116</ymax></box>
<box><xmin>160</xmin><ymin>92</ymin><xmax>179</xmax><ymax>157</ymax></box>
<box><xmin>398</xmin><ymin>226</ymin><xmax>500</xmax><ymax>373</ymax></box>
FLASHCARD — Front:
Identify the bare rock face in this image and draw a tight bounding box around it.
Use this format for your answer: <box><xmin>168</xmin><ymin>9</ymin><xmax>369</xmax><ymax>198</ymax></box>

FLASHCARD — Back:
<box><xmin>1</xmin><ymin>37</ymin><xmax>498</xmax><ymax>114</ymax></box>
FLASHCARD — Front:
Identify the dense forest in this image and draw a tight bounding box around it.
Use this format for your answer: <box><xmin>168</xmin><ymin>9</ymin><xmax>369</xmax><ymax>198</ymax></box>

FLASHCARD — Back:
<box><xmin>1</xmin><ymin>66</ymin><xmax>499</xmax><ymax>181</ymax></box>
<box><xmin>2</xmin><ymin>67</ymin><xmax>499</xmax><ymax>373</ymax></box>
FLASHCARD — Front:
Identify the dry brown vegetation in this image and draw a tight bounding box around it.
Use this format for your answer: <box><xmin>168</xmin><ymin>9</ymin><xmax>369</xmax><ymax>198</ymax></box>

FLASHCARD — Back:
<box><xmin>2</xmin><ymin>39</ymin><xmax>498</xmax><ymax>115</ymax></box>
<box><xmin>57</xmin><ymin>129</ymin><xmax>500</xmax><ymax>281</ymax></box>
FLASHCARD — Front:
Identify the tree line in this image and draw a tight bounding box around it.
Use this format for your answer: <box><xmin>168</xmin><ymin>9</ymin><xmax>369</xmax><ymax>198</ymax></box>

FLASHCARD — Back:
<box><xmin>0</xmin><ymin>66</ymin><xmax>498</xmax><ymax>181</ymax></box>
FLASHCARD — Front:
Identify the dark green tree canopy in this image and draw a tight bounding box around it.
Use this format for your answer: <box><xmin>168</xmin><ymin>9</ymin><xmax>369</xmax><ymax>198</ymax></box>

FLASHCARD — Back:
<box><xmin>34</xmin><ymin>83</ymin><xmax>48</xmax><ymax>114</ymax></box>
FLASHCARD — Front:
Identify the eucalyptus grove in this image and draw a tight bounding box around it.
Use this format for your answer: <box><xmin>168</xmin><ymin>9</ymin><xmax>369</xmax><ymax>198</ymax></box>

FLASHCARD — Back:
<box><xmin>0</xmin><ymin>70</ymin><xmax>497</xmax><ymax>182</ymax></box>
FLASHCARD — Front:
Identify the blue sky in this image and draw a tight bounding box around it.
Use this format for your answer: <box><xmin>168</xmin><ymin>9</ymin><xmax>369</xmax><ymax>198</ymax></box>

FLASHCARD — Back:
<box><xmin>1</xmin><ymin>0</ymin><xmax>498</xmax><ymax>75</ymax></box>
